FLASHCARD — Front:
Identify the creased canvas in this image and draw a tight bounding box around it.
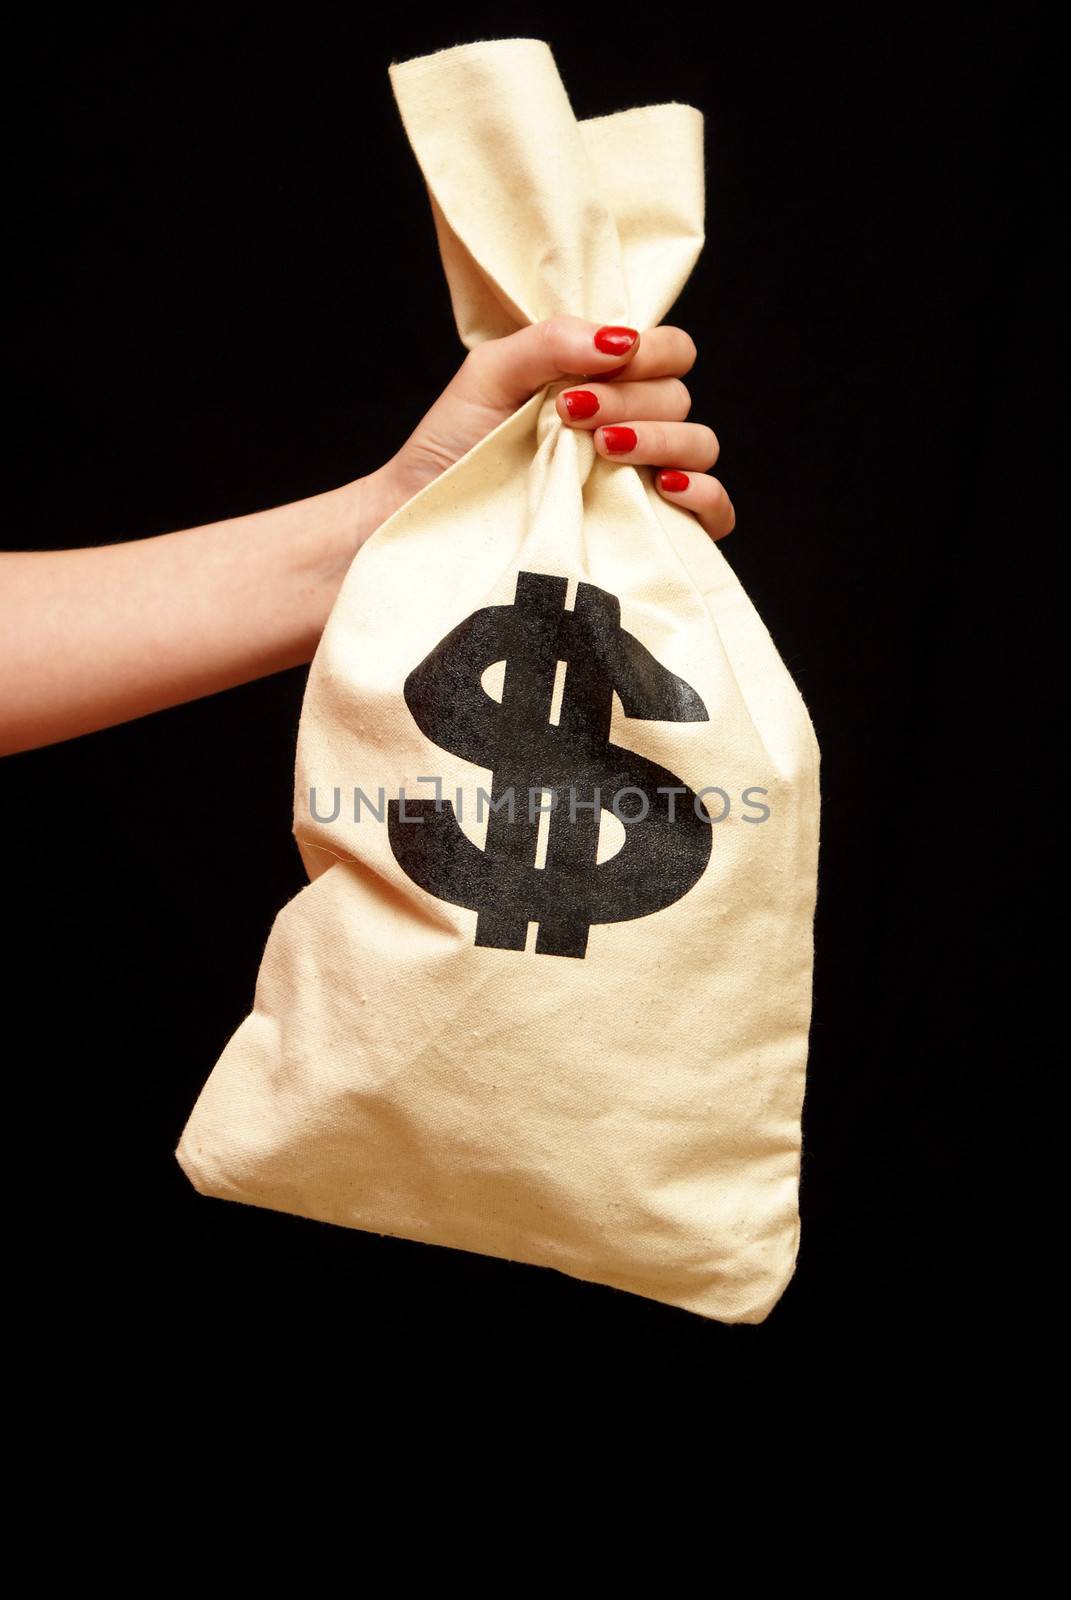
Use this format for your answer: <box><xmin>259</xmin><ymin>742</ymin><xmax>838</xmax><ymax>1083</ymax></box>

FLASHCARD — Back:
<box><xmin>176</xmin><ymin>37</ymin><xmax>821</xmax><ymax>1325</ymax></box>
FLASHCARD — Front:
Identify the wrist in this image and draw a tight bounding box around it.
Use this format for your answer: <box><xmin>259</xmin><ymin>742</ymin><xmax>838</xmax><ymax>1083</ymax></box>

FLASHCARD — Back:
<box><xmin>302</xmin><ymin>471</ymin><xmax>390</xmax><ymax>583</ymax></box>
<box><xmin>356</xmin><ymin>459</ymin><xmax>413</xmax><ymax>544</ymax></box>
<box><xmin>283</xmin><ymin>464</ymin><xmax>414</xmax><ymax>656</ymax></box>
<box><xmin>320</xmin><ymin>462</ymin><xmax>411</xmax><ymax>570</ymax></box>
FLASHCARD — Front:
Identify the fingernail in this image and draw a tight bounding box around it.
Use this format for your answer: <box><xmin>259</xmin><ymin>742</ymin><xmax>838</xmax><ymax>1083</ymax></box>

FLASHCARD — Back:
<box><xmin>659</xmin><ymin>470</ymin><xmax>690</xmax><ymax>492</ymax></box>
<box><xmin>601</xmin><ymin>425</ymin><xmax>637</xmax><ymax>455</ymax></box>
<box><xmin>594</xmin><ymin>325</ymin><xmax>638</xmax><ymax>357</ymax></box>
<box><xmin>562</xmin><ymin>389</ymin><xmax>600</xmax><ymax>420</ymax></box>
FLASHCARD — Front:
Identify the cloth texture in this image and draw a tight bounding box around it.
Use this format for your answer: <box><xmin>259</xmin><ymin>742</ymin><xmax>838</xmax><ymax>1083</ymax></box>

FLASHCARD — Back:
<box><xmin>176</xmin><ymin>37</ymin><xmax>821</xmax><ymax>1325</ymax></box>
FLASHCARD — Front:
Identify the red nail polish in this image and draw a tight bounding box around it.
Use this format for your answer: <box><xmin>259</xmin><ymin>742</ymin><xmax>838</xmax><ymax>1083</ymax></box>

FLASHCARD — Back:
<box><xmin>594</xmin><ymin>325</ymin><xmax>638</xmax><ymax>357</ymax></box>
<box><xmin>659</xmin><ymin>470</ymin><xmax>690</xmax><ymax>492</ymax></box>
<box><xmin>562</xmin><ymin>389</ymin><xmax>600</xmax><ymax>420</ymax></box>
<box><xmin>602</xmin><ymin>425</ymin><xmax>638</xmax><ymax>455</ymax></box>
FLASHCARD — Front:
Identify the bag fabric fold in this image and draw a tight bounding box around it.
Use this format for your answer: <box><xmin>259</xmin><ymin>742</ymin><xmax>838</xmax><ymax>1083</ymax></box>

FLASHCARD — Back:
<box><xmin>176</xmin><ymin>37</ymin><xmax>821</xmax><ymax>1326</ymax></box>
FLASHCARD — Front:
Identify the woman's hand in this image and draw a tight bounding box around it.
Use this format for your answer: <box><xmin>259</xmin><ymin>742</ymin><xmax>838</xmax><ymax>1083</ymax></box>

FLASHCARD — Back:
<box><xmin>0</xmin><ymin>317</ymin><xmax>733</xmax><ymax>756</ymax></box>
<box><xmin>364</xmin><ymin>315</ymin><xmax>735</xmax><ymax>545</ymax></box>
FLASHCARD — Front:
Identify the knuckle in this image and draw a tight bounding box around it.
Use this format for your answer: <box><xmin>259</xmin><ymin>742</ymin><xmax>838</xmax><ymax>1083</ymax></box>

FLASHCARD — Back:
<box><xmin>709</xmin><ymin>477</ymin><xmax>735</xmax><ymax>529</ymax></box>
<box><xmin>664</xmin><ymin>325</ymin><xmax>698</xmax><ymax>372</ymax></box>
<box><xmin>672</xmin><ymin>377</ymin><xmax>692</xmax><ymax>416</ymax></box>
<box><xmin>538</xmin><ymin>315</ymin><xmax>572</xmax><ymax>362</ymax></box>
<box><xmin>460</xmin><ymin>340</ymin><xmax>508</xmax><ymax>402</ymax></box>
<box><xmin>461</xmin><ymin>344</ymin><xmax>488</xmax><ymax>376</ymax></box>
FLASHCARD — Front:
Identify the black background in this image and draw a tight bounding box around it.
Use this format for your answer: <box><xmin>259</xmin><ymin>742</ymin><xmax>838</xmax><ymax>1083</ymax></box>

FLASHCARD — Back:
<box><xmin>5</xmin><ymin>10</ymin><xmax>1037</xmax><ymax>1379</ymax></box>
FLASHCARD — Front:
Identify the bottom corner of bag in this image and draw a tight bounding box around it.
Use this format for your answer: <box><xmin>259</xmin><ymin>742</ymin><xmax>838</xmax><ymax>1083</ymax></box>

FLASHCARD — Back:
<box><xmin>173</xmin><ymin>1123</ymin><xmax>226</xmax><ymax>1201</ymax></box>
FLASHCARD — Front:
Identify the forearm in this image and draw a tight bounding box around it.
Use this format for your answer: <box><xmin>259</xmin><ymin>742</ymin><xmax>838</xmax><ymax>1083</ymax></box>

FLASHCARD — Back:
<box><xmin>0</xmin><ymin>467</ymin><xmax>398</xmax><ymax>756</ymax></box>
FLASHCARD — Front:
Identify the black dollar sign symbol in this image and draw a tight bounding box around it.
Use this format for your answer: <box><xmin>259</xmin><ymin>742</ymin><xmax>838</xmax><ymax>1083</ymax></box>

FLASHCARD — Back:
<box><xmin>388</xmin><ymin>571</ymin><xmax>712</xmax><ymax>958</ymax></box>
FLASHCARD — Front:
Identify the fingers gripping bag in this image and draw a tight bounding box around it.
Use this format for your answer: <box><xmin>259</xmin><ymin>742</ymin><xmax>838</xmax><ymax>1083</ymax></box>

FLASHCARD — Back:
<box><xmin>176</xmin><ymin>36</ymin><xmax>822</xmax><ymax>1326</ymax></box>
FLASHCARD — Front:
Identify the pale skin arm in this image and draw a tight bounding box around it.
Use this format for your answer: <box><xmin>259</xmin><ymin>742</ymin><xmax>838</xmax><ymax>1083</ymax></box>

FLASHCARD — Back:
<box><xmin>0</xmin><ymin>317</ymin><xmax>734</xmax><ymax>758</ymax></box>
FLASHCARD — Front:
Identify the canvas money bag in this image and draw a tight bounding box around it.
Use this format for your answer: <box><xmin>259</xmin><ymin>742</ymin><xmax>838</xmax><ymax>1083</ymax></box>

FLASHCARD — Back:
<box><xmin>176</xmin><ymin>36</ymin><xmax>821</xmax><ymax>1325</ymax></box>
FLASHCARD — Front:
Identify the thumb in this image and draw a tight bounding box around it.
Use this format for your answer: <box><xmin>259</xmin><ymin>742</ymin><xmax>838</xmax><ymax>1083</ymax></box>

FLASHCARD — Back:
<box><xmin>459</xmin><ymin>315</ymin><xmax>640</xmax><ymax>408</ymax></box>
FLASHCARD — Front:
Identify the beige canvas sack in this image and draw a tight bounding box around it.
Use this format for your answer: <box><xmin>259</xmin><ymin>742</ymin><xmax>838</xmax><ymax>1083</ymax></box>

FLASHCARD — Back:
<box><xmin>176</xmin><ymin>36</ymin><xmax>821</xmax><ymax>1325</ymax></box>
